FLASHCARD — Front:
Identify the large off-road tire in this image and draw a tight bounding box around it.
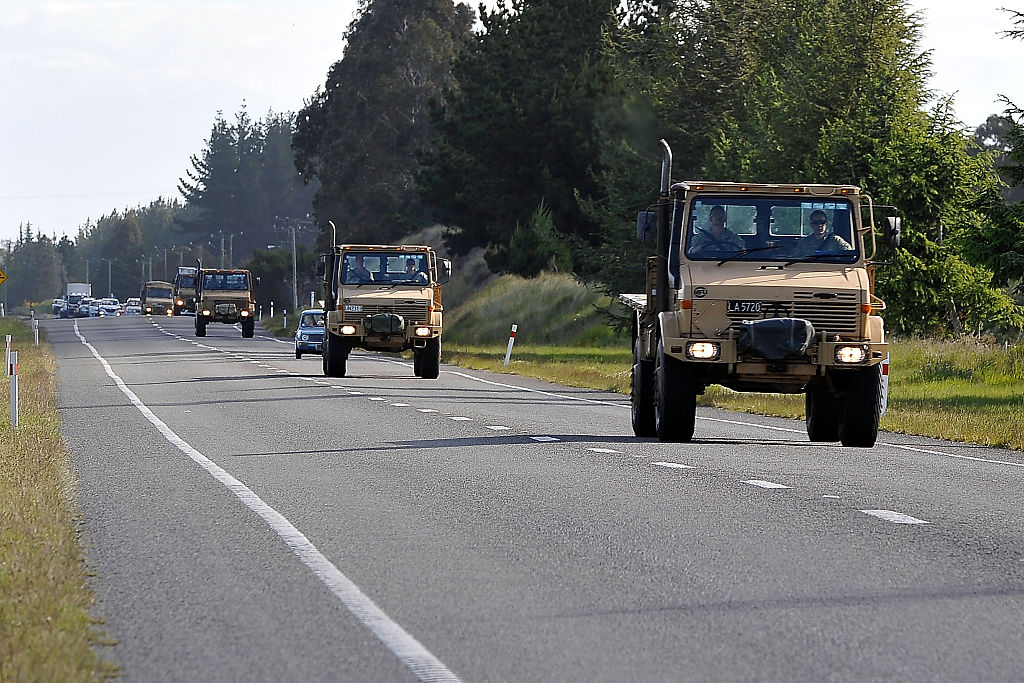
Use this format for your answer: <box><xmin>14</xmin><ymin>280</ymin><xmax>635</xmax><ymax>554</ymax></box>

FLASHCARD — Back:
<box><xmin>323</xmin><ymin>332</ymin><xmax>348</xmax><ymax>378</ymax></box>
<box><xmin>630</xmin><ymin>338</ymin><xmax>656</xmax><ymax>437</ymax></box>
<box><xmin>654</xmin><ymin>340</ymin><xmax>697</xmax><ymax>442</ymax></box>
<box><xmin>241</xmin><ymin>318</ymin><xmax>255</xmax><ymax>338</ymax></box>
<box><xmin>839</xmin><ymin>364</ymin><xmax>882</xmax><ymax>447</ymax></box>
<box><xmin>805</xmin><ymin>387</ymin><xmax>841</xmax><ymax>442</ymax></box>
<box><xmin>295</xmin><ymin>350</ymin><xmax>302</xmax><ymax>359</ymax></box>
<box><xmin>419</xmin><ymin>337</ymin><xmax>441</xmax><ymax>379</ymax></box>
<box><xmin>413</xmin><ymin>349</ymin><xmax>423</xmax><ymax>377</ymax></box>
<box><xmin>195</xmin><ymin>317</ymin><xmax>206</xmax><ymax>337</ymax></box>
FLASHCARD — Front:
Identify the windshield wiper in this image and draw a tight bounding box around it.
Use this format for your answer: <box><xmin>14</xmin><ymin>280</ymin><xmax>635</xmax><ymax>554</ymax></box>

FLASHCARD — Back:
<box><xmin>716</xmin><ymin>245</ymin><xmax>782</xmax><ymax>266</ymax></box>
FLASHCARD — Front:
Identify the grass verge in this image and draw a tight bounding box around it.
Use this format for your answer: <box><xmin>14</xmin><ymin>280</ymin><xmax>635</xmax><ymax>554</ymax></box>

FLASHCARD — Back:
<box><xmin>444</xmin><ymin>338</ymin><xmax>1024</xmax><ymax>451</ymax></box>
<box><xmin>0</xmin><ymin>318</ymin><xmax>117</xmax><ymax>680</ymax></box>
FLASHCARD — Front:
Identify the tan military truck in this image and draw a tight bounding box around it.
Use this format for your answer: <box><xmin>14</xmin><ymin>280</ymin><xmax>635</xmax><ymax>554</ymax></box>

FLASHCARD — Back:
<box><xmin>140</xmin><ymin>280</ymin><xmax>174</xmax><ymax>316</ymax></box>
<box><xmin>318</xmin><ymin>244</ymin><xmax>450</xmax><ymax>378</ymax></box>
<box><xmin>623</xmin><ymin>140</ymin><xmax>899</xmax><ymax>447</ymax></box>
<box><xmin>172</xmin><ymin>266</ymin><xmax>198</xmax><ymax>315</ymax></box>
<box><xmin>193</xmin><ymin>266</ymin><xmax>256</xmax><ymax>338</ymax></box>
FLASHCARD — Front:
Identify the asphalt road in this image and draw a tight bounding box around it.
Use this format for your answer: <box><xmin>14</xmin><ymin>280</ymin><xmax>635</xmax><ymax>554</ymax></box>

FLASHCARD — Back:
<box><xmin>44</xmin><ymin>315</ymin><xmax>1024</xmax><ymax>682</ymax></box>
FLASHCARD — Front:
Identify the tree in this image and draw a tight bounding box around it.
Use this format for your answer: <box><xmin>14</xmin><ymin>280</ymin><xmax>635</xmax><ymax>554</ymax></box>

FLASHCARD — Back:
<box><xmin>294</xmin><ymin>0</ymin><xmax>473</xmax><ymax>246</ymax></box>
<box><xmin>418</xmin><ymin>0</ymin><xmax>619</xmax><ymax>261</ymax></box>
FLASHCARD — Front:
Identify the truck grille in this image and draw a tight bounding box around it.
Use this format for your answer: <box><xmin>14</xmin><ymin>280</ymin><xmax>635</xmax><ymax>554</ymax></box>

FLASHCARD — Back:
<box><xmin>724</xmin><ymin>292</ymin><xmax>860</xmax><ymax>335</ymax></box>
<box><xmin>342</xmin><ymin>302</ymin><xmax>428</xmax><ymax>322</ymax></box>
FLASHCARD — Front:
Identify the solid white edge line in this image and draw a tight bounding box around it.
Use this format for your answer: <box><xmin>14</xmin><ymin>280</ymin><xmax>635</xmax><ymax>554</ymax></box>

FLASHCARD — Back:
<box><xmin>74</xmin><ymin>321</ymin><xmax>460</xmax><ymax>683</ymax></box>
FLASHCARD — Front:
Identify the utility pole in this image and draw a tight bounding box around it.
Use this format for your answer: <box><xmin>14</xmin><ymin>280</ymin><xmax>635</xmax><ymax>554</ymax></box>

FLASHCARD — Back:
<box><xmin>228</xmin><ymin>234</ymin><xmax>234</xmax><ymax>269</ymax></box>
<box><xmin>220</xmin><ymin>233</ymin><xmax>225</xmax><ymax>269</ymax></box>
<box><xmin>103</xmin><ymin>259</ymin><xmax>112</xmax><ymax>297</ymax></box>
<box><xmin>291</xmin><ymin>221</ymin><xmax>298</xmax><ymax>314</ymax></box>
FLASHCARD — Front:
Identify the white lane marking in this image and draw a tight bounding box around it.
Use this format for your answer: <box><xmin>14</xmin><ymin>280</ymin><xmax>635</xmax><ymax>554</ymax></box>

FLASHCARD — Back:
<box><xmin>529</xmin><ymin>436</ymin><xmax>560</xmax><ymax>442</ymax></box>
<box><xmin>589</xmin><ymin>448</ymin><xmax>621</xmax><ymax>454</ymax></box>
<box><xmin>742</xmin><ymin>480</ymin><xmax>792</xmax><ymax>489</ymax></box>
<box><xmin>349</xmin><ymin>391</ymin><xmax>365</xmax><ymax>395</ymax></box>
<box><xmin>392</xmin><ymin>403</ymin><xmax>411</xmax><ymax>407</ymax></box>
<box><xmin>860</xmin><ymin>509</ymin><xmax>930</xmax><ymax>525</ymax></box>
<box><xmin>823</xmin><ymin>495</ymin><xmax>840</xmax><ymax>499</ymax></box>
<box><xmin>369</xmin><ymin>397</ymin><xmax>388</xmax><ymax>401</ymax></box>
<box><xmin>485</xmin><ymin>425</ymin><xmax>510</xmax><ymax>431</ymax></box>
<box><xmin>417</xmin><ymin>408</ymin><xmax>439</xmax><ymax>413</ymax></box>
<box><xmin>450</xmin><ymin>416</ymin><xmax>471</xmax><ymax>421</ymax></box>
<box><xmin>653</xmin><ymin>462</ymin><xmax>693</xmax><ymax>469</ymax></box>
<box><xmin>73</xmin><ymin>321</ymin><xmax>460</xmax><ymax>683</ymax></box>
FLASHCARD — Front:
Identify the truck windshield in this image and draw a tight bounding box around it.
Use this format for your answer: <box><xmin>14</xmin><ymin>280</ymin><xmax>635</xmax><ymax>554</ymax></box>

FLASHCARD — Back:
<box><xmin>203</xmin><ymin>273</ymin><xmax>249</xmax><ymax>290</ymax></box>
<box><xmin>342</xmin><ymin>252</ymin><xmax>429</xmax><ymax>284</ymax></box>
<box><xmin>684</xmin><ymin>197</ymin><xmax>859</xmax><ymax>264</ymax></box>
<box><xmin>177</xmin><ymin>276</ymin><xmax>195</xmax><ymax>289</ymax></box>
<box><xmin>146</xmin><ymin>287</ymin><xmax>172</xmax><ymax>299</ymax></box>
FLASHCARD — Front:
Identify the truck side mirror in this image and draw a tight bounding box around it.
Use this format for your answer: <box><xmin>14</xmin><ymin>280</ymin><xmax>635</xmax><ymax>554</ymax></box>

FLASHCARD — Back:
<box><xmin>315</xmin><ymin>256</ymin><xmax>326</xmax><ymax>278</ymax></box>
<box><xmin>437</xmin><ymin>258</ymin><xmax>452</xmax><ymax>284</ymax></box>
<box><xmin>885</xmin><ymin>217</ymin><xmax>901</xmax><ymax>248</ymax></box>
<box><xmin>636</xmin><ymin>211</ymin><xmax>656</xmax><ymax>243</ymax></box>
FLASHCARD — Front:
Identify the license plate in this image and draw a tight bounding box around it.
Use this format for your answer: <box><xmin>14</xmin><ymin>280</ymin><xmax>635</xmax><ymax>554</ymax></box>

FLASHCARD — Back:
<box><xmin>726</xmin><ymin>300</ymin><xmax>762</xmax><ymax>314</ymax></box>
<box><xmin>344</xmin><ymin>304</ymin><xmax>363</xmax><ymax>313</ymax></box>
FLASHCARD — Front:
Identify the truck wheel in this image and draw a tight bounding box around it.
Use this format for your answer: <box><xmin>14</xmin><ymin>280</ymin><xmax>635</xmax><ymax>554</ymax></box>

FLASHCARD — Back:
<box><xmin>241</xmin><ymin>319</ymin><xmax>255</xmax><ymax>338</ymax></box>
<box><xmin>805</xmin><ymin>387</ymin><xmax>841</xmax><ymax>442</ymax></box>
<box><xmin>413</xmin><ymin>349</ymin><xmax>423</xmax><ymax>377</ymax></box>
<box><xmin>631</xmin><ymin>339</ymin><xmax>656</xmax><ymax>437</ymax></box>
<box><xmin>195</xmin><ymin>318</ymin><xmax>206</xmax><ymax>337</ymax></box>
<box><xmin>654</xmin><ymin>340</ymin><xmax>696</xmax><ymax>442</ymax></box>
<box><xmin>323</xmin><ymin>332</ymin><xmax>348</xmax><ymax>378</ymax></box>
<box><xmin>419</xmin><ymin>337</ymin><xmax>441</xmax><ymax>379</ymax></box>
<box><xmin>295</xmin><ymin>350</ymin><xmax>302</xmax><ymax>359</ymax></box>
<box><xmin>839</xmin><ymin>365</ymin><xmax>882</xmax><ymax>447</ymax></box>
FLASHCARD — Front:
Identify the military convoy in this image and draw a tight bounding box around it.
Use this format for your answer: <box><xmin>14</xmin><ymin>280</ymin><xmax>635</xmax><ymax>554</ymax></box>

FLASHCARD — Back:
<box><xmin>318</xmin><ymin>244</ymin><xmax>450</xmax><ymax>378</ymax></box>
<box><xmin>623</xmin><ymin>141</ymin><xmax>898</xmax><ymax>447</ymax></box>
<box><xmin>193</xmin><ymin>266</ymin><xmax>257</xmax><ymax>338</ymax></box>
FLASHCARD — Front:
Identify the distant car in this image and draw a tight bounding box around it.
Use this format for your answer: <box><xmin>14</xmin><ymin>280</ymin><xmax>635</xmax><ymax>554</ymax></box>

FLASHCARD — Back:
<box><xmin>294</xmin><ymin>309</ymin><xmax>325</xmax><ymax>359</ymax></box>
<box><xmin>97</xmin><ymin>298</ymin><xmax>121</xmax><ymax>317</ymax></box>
<box><xmin>124</xmin><ymin>297</ymin><xmax>142</xmax><ymax>315</ymax></box>
<box><xmin>76</xmin><ymin>297</ymin><xmax>96</xmax><ymax>317</ymax></box>
<box><xmin>52</xmin><ymin>298</ymin><xmax>64</xmax><ymax>315</ymax></box>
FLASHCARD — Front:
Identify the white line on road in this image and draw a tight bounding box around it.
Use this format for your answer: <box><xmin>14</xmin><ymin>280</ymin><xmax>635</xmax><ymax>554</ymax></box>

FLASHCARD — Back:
<box><xmin>392</xmin><ymin>403</ymin><xmax>410</xmax><ymax>407</ymax></box>
<box><xmin>450</xmin><ymin>416</ymin><xmax>471</xmax><ymax>421</ymax></box>
<box><xmin>742</xmin><ymin>480</ymin><xmax>792</xmax><ymax>489</ymax></box>
<box><xmin>529</xmin><ymin>436</ymin><xmax>560</xmax><ymax>442</ymax></box>
<box><xmin>653</xmin><ymin>462</ymin><xmax>693</xmax><ymax>469</ymax></box>
<box><xmin>588</xmin><ymin>448</ymin><xmax>621</xmax><ymax>454</ymax></box>
<box><xmin>485</xmin><ymin>425</ymin><xmax>510</xmax><ymax>431</ymax></box>
<box><xmin>417</xmin><ymin>408</ymin><xmax>439</xmax><ymax>413</ymax></box>
<box><xmin>860</xmin><ymin>509</ymin><xmax>930</xmax><ymax>525</ymax></box>
<box><xmin>73</xmin><ymin>322</ymin><xmax>460</xmax><ymax>683</ymax></box>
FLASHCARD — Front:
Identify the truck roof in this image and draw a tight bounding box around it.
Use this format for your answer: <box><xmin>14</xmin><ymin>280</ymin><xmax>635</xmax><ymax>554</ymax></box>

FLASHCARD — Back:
<box><xmin>337</xmin><ymin>244</ymin><xmax>433</xmax><ymax>252</ymax></box>
<box><xmin>676</xmin><ymin>181</ymin><xmax>860</xmax><ymax>196</ymax></box>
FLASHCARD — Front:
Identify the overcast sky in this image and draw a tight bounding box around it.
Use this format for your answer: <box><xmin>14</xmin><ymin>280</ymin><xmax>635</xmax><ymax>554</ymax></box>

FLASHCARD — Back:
<box><xmin>1</xmin><ymin>0</ymin><xmax>1022</xmax><ymax>246</ymax></box>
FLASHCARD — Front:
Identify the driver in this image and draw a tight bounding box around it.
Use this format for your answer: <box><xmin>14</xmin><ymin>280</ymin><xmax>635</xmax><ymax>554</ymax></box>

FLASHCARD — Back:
<box><xmin>689</xmin><ymin>205</ymin><xmax>744</xmax><ymax>255</ymax></box>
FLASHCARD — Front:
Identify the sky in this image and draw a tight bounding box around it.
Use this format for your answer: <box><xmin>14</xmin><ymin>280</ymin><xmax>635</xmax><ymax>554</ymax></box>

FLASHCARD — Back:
<box><xmin>1</xmin><ymin>0</ymin><xmax>1022</xmax><ymax>246</ymax></box>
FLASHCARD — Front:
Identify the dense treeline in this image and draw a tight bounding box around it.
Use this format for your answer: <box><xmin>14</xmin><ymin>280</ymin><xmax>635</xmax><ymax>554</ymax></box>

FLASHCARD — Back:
<box><xmin>2</xmin><ymin>0</ymin><xmax>1022</xmax><ymax>339</ymax></box>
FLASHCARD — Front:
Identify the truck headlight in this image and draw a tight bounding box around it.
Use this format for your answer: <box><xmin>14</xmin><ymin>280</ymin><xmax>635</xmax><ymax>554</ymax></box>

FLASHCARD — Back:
<box><xmin>176</xmin><ymin>299</ymin><xmax>184</xmax><ymax>306</ymax></box>
<box><xmin>340</xmin><ymin>325</ymin><xmax>357</xmax><ymax>335</ymax></box>
<box><xmin>686</xmin><ymin>341</ymin><xmax>720</xmax><ymax>360</ymax></box>
<box><xmin>835</xmin><ymin>345</ymin><xmax>868</xmax><ymax>364</ymax></box>
<box><xmin>240</xmin><ymin>310</ymin><xmax>250</xmax><ymax>317</ymax></box>
<box><xmin>414</xmin><ymin>326</ymin><xmax>431</xmax><ymax>337</ymax></box>
<box><xmin>145</xmin><ymin>306</ymin><xmax>152</xmax><ymax>313</ymax></box>
<box><xmin>202</xmin><ymin>309</ymin><xmax>211</xmax><ymax>316</ymax></box>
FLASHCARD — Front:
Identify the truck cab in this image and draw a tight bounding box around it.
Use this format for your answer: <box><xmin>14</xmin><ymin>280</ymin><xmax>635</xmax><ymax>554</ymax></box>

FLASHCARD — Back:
<box><xmin>194</xmin><ymin>268</ymin><xmax>256</xmax><ymax>338</ymax></box>
<box><xmin>140</xmin><ymin>280</ymin><xmax>174</xmax><ymax>316</ymax></box>
<box><xmin>624</xmin><ymin>142</ymin><xmax>896</xmax><ymax>447</ymax></box>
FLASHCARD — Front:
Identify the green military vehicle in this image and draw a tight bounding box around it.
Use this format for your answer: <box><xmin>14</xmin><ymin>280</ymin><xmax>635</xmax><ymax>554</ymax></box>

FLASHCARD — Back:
<box><xmin>319</xmin><ymin>244</ymin><xmax>451</xmax><ymax>378</ymax></box>
<box><xmin>623</xmin><ymin>141</ymin><xmax>898</xmax><ymax>447</ymax></box>
<box><xmin>194</xmin><ymin>266</ymin><xmax>256</xmax><ymax>338</ymax></box>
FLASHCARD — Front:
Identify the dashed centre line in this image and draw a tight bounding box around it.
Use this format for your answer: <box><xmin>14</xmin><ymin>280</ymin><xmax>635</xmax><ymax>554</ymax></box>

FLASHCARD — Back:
<box><xmin>653</xmin><ymin>462</ymin><xmax>693</xmax><ymax>469</ymax></box>
<box><xmin>485</xmin><ymin>425</ymin><xmax>510</xmax><ymax>431</ymax></box>
<box><xmin>743</xmin><ymin>480</ymin><xmax>792</xmax><ymax>489</ymax></box>
<box><xmin>530</xmin><ymin>436</ymin><xmax>560</xmax><ymax>442</ymax></box>
<box><xmin>860</xmin><ymin>510</ymin><xmax>930</xmax><ymax>525</ymax></box>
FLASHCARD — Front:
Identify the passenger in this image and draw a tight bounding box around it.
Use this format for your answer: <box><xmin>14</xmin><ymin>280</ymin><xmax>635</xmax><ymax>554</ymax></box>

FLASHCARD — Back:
<box><xmin>790</xmin><ymin>210</ymin><xmax>853</xmax><ymax>257</ymax></box>
<box><xmin>689</xmin><ymin>205</ymin><xmax>745</xmax><ymax>254</ymax></box>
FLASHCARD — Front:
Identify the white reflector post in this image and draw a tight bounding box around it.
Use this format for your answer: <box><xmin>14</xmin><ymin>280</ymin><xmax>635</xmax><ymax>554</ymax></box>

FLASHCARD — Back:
<box><xmin>503</xmin><ymin>324</ymin><xmax>518</xmax><ymax>366</ymax></box>
<box><xmin>9</xmin><ymin>350</ymin><xmax>17</xmax><ymax>428</ymax></box>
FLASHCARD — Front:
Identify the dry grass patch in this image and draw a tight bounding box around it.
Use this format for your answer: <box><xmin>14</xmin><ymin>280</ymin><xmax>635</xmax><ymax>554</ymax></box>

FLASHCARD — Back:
<box><xmin>0</xmin><ymin>319</ymin><xmax>117</xmax><ymax>680</ymax></box>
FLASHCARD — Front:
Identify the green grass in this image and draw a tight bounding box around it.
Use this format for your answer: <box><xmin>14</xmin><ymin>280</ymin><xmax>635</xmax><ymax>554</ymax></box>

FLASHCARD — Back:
<box><xmin>444</xmin><ymin>338</ymin><xmax>1024</xmax><ymax>450</ymax></box>
<box><xmin>0</xmin><ymin>319</ymin><xmax>118</xmax><ymax>680</ymax></box>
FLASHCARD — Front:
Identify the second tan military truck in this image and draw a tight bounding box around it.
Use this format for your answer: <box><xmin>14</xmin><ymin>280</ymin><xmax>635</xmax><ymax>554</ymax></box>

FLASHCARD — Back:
<box><xmin>623</xmin><ymin>140</ymin><xmax>898</xmax><ymax>447</ymax></box>
<box><xmin>140</xmin><ymin>280</ymin><xmax>174</xmax><ymax>316</ymax></box>
<box><xmin>194</xmin><ymin>266</ymin><xmax>256</xmax><ymax>338</ymax></box>
<box><xmin>319</xmin><ymin>244</ymin><xmax>450</xmax><ymax>378</ymax></box>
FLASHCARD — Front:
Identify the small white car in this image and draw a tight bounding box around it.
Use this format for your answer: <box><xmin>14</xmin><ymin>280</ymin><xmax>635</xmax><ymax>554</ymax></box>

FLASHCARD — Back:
<box><xmin>124</xmin><ymin>297</ymin><xmax>142</xmax><ymax>315</ymax></box>
<box><xmin>97</xmin><ymin>298</ymin><xmax>121</xmax><ymax>317</ymax></box>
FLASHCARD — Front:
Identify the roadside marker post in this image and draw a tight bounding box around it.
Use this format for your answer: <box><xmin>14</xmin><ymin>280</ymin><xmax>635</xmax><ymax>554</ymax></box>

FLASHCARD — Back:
<box><xmin>9</xmin><ymin>350</ymin><xmax>17</xmax><ymax>428</ymax></box>
<box><xmin>33</xmin><ymin>318</ymin><xmax>39</xmax><ymax>346</ymax></box>
<box><xmin>4</xmin><ymin>335</ymin><xmax>10</xmax><ymax>373</ymax></box>
<box><xmin>270</xmin><ymin>301</ymin><xmax>274</xmax><ymax>319</ymax></box>
<box><xmin>503</xmin><ymin>324</ymin><xmax>518</xmax><ymax>366</ymax></box>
